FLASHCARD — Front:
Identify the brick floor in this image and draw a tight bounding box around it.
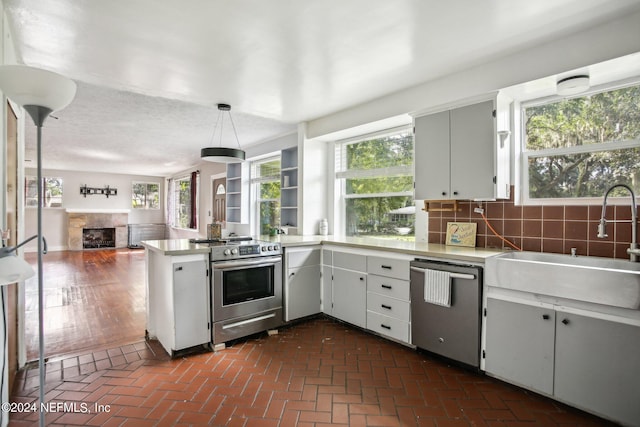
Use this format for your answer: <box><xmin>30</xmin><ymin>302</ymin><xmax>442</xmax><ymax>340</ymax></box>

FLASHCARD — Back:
<box><xmin>9</xmin><ymin>317</ymin><xmax>614</xmax><ymax>426</ymax></box>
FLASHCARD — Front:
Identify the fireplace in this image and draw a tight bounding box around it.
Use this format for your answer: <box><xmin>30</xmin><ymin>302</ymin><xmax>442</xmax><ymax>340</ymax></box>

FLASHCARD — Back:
<box><xmin>83</xmin><ymin>228</ymin><xmax>116</xmax><ymax>249</ymax></box>
<box><xmin>67</xmin><ymin>210</ymin><xmax>129</xmax><ymax>251</ymax></box>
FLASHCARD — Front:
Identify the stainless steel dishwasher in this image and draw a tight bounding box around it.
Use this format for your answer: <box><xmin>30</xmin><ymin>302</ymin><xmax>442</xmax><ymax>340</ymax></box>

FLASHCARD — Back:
<box><xmin>410</xmin><ymin>259</ymin><xmax>483</xmax><ymax>367</ymax></box>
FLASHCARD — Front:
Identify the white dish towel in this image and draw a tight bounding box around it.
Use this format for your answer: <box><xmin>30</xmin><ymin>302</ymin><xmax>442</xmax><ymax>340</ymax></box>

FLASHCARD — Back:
<box><xmin>424</xmin><ymin>269</ymin><xmax>452</xmax><ymax>307</ymax></box>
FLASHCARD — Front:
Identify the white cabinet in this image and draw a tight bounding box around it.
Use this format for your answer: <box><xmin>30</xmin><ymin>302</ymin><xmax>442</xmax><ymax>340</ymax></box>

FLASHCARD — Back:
<box><xmin>284</xmin><ymin>246</ymin><xmax>321</xmax><ymax>321</ymax></box>
<box><xmin>332</xmin><ymin>267</ymin><xmax>367</xmax><ymax>328</ymax></box>
<box><xmin>226</xmin><ymin>162</ymin><xmax>249</xmax><ymax>224</ymax></box>
<box><xmin>414</xmin><ymin>96</ymin><xmax>509</xmax><ymax>200</ymax></box>
<box><xmin>145</xmin><ymin>251</ymin><xmax>210</xmax><ymax>355</ymax></box>
<box><xmin>484</xmin><ymin>297</ymin><xmax>555</xmax><ymax>395</ymax></box>
<box><xmin>322</xmin><ymin>249</ymin><xmax>367</xmax><ymax>328</ymax></box>
<box><xmin>554</xmin><ymin>310</ymin><xmax>640</xmax><ymax>427</ymax></box>
<box><xmin>366</xmin><ymin>256</ymin><xmax>411</xmax><ymax>343</ymax></box>
<box><xmin>485</xmin><ymin>295</ymin><xmax>640</xmax><ymax>426</ymax></box>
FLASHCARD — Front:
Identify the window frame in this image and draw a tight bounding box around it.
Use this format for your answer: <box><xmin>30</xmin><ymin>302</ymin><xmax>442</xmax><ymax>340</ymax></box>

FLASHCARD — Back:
<box><xmin>250</xmin><ymin>154</ymin><xmax>281</xmax><ymax>236</ymax></box>
<box><xmin>334</xmin><ymin>126</ymin><xmax>415</xmax><ymax>238</ymax></box>
<box><xmin>169</xmin><ymin>175</ymin><xmax>198</xmax><ymax>230</ymax></box>
<box><xmin>518</xmin><ymin>81</ymin><xmax>640</xmax><ymax>206</ymax></box>
<box><xmin>25</xmin><ymin>176</ymin><xmax>64</xmax><ymax>208</ymax></box>
<box><xmin>132</xmin><ymin>181</ymin><xmax>161</xmax><ymax>210</ymax></box>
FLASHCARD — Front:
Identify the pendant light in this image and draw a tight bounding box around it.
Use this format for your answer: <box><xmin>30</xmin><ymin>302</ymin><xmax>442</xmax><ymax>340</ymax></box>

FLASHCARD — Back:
<box><xmin>201</xmin><ymin>103</ymin><xmax>246</xmax><ymax>163</ymax></box>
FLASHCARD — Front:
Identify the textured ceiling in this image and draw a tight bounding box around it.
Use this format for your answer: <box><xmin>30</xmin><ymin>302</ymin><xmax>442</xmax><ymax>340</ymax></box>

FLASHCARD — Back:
<box><xmin>5</xmin><ymin>0</ymin><xmax>640</xmax><ymax>176</ymax></box>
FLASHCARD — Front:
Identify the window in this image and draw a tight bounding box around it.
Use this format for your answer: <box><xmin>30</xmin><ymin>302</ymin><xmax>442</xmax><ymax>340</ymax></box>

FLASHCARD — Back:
<box><xmin>132</xmin><ymin>182</ymin><xmax>160</xmax><ymax>209</ymax></box>
<box><xmin>251</xmin><ymin>156</ymin><xmax>281</xmax><ymax>236</ymax></box>
<box><xmin>25</xmin><ymin>176</ymin><xmax>63</xmax><ymax>207</ymax></box>
<box><xmin>522</xmin><ymin>83</ymin><xmax>640</xmax><ymax>202</ymax></box>
<box><xmin>335</xmin><ymin>127</ymin><xmax>414</xmax><ymax>239</ymax></box>
<box><xmin>168</xmin><ymin>174</ymin><xmax>198</xmax><ymax>229</ymax></box>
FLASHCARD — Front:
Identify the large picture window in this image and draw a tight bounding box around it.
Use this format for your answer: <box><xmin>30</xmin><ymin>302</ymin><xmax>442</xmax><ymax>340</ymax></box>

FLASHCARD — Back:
<box><xmin>522</xmin><ymin>83</ymin><xmax>640</xmax><ymax>202</ymax></box>
<box><xmin>251</xmin><ymin>156</ymin><xmax>281</xmax><ymax>236</ymax></box>
<box><xmin>335</xmin><ymin>127</ymin><xmax>414</xmax><ymax>239</ymax></box>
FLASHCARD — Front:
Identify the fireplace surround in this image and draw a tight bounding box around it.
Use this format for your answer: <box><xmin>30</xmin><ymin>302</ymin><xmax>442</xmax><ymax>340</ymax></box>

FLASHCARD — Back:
<box><xmin>67</xmin><ymin>209</ymin><xmax>128</xmax><ymax>250</ymax></box>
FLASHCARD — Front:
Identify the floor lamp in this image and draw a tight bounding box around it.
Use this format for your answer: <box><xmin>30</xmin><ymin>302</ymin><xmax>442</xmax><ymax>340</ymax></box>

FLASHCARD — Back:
<box><xmin>0</xmin><ymin>65</ymin><xmax>76</xmax><ymax>427</ymax></box>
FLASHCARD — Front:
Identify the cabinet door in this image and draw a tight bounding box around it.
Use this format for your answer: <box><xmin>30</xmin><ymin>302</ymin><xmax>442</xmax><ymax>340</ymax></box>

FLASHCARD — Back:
<box><xmin>285</xmin><ymin>265</ymin><xmax>321</xmax><ymax>321</ymax></box>
<box><xmin>322</xmin><ymin>265</ymin><xmax>333</xmax><ymax>315</ymax></box>
<box><xmin>173</xmin><ymin>261</ymin><xmax>209</xmax><ymax>350</ymax></box>
<box><xmin>332</xmin><ymin>268</ymin><xmax>367</xmax><ymax>328</ymax></box>
<box><xmin>414</xmin><ymin>110</ymin><xmax>451</xmax><ymax>200</ymax></box>
<box><xmin>449</xmin><ymin>100</ymin><xmax>495</xmax><ymax>199</ymax></box>
<box><xmin>484</xmin><ymin>298</ymin><xmax>555</xmax><ymax>395</ymax></box>
<box><xmin>554</xmin><ymin>311</ymin><xmax>640</xmax><ymax>426</ymax></box>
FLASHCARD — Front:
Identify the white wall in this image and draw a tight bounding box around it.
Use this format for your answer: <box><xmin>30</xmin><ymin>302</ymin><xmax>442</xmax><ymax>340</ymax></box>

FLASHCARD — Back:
<box><xmin>23</xmin><ymin>168</ymin><xmax>165</xmax><ymax>251</ymax></box>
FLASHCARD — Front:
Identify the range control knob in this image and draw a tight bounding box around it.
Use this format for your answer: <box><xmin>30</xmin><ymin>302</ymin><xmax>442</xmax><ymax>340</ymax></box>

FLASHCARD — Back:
<box><xmin>223</xmin><ymin>249</ymin><xmax>231</xmax><ymax>256</ymax></box>
<box><xmin>231</xmin><ymin>248</ymin><xmax>238</xmax><ymax>255</ymax></box>
<box><xmin>269</xmin><ymin>245</ymin><xmax>275</xmax><ymax>251</ymax></box>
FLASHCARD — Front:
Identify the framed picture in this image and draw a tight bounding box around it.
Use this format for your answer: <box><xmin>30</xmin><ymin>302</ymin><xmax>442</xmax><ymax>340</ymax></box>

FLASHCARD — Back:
<box><xmin>445</xmin><ymin>222</ymin><xmax>477</xmax><ymax>247</ymax></box>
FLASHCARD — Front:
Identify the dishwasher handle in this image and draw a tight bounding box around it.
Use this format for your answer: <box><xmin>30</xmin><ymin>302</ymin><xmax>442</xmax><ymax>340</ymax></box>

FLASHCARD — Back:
<box><xmin>410</xmin><ymin>266</ymin><xmax>475</xmax><ymax>280</ymax></box>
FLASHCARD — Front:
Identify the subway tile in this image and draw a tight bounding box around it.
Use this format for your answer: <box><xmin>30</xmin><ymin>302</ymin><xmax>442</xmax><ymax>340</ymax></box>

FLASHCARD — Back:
<box><xmin>523</xmin><ymin>206</ymin><xmax>542</xmax><ymax>219</ymax></box>
<box><xmin>522</xmin><ymin>220</ymin><xmax>542</xmax><ymax>238</ymax></box>
<box><xmin>564</xmin><ymin>221</ymin><xmax>588</xmax><ymax>241</ymax></box>
<box><xmin>541</xmin><ymin>239</ymin><xmax>564</xmax><ymax>254</ymax></box>
<box><xmin>521</xmin><ymin>238</ymin><xmax>542</xmax><ymax>252</ymax></box>
<box><xmin>542</xmin><ymin>206</ymin><xmax>564</xmax><ymax>220</ymax></box>
<box><xmin>503</xmin><ymin>203</ymin><xmax>523</xmax><ymax>220</ymax></box>
<box><xmin>564</xmin><ymin>205</ymin><xmax>589</xmax><ymax>221</ymax></box>
<box><xmin>588</xmin><ymin>241</ymin><xmax>615</xmax><ymax>258</ymax></box>
<box><xmin>542</xmin><ymin>221</ymin><xmax>563</xmax><ymax>239</ymax></box>
<box><xmin>503</xmin><ymin>220</ymin><xmax>522</xmax><ymax>238</ymax></box>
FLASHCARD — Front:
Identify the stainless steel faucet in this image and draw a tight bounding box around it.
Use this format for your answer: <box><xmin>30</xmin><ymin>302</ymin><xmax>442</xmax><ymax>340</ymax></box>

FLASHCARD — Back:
<box><xmin>597</xmin><ymin>183</ymin><xmax>640</xmax><ymax>262</ymax></box>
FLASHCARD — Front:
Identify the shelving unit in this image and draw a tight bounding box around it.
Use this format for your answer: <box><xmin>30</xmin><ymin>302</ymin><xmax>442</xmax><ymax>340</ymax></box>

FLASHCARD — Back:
<box><xmin>226</xmin><ymin>162</ymin><xmax>249</xmax><ymax>224</ymax></box>
<box><xmin>280</xmin><ymin>146</ymin><xmax>298</xmax><ymax>232</ymax></box>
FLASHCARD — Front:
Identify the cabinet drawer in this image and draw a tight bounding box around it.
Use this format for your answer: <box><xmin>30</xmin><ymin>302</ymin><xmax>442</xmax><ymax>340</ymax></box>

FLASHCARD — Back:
<box><xmin>367</xmin><ymin>311</ymin><xmax>410</xmax><ymax>343</ymax></box>
<box><xmin>286</xmin><ymin>247</ymin><xmax>321</xmax><ymax>269</ymax></box>
<box><xmin>367</xmin><ymin>256</ymin><xmax>409</xmax><ymax>280</ymax></box>
<box><xmin>367</xmin><ymin>275</ymin><xmax>409</xmax><ymax>301</ymax></box>
<box><xmin>367</xmin><ymin>292</ymin><xmax>410</xmax><ymax>322</ymax></box>
<box><xmin>334</xmin><ymin>252</ymin><xmax>367</xmax><ymax>272</ymax></box>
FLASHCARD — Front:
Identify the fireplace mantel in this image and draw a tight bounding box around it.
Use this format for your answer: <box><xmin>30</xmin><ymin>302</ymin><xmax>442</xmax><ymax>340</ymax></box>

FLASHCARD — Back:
<box><xmin>66</xmin><ymin>209</ymin><xmax>130</xmax><ymax>214</ymax></box>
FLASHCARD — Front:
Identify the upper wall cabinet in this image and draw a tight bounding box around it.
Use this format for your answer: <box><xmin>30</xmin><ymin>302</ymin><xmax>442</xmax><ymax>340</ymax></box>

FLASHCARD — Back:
<box><xmin>413</xmin><ymin>95</ymin><xmax>510</xmax><ymax>201</ymax></box>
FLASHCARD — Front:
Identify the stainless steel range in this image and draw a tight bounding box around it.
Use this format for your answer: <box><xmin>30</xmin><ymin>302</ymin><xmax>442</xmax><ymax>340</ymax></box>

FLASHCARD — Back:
<box><xmin>206</xmin><ymin>238</ymin><xmax>283</xmax><ymax>345</ymax></box>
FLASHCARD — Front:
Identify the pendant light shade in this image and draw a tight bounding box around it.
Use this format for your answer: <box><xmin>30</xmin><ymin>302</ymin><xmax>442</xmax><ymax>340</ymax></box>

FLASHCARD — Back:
<box><xmin>201</xmin><ymin>103</ymin><xmax>246</xmax><ymax>163</ymax></box>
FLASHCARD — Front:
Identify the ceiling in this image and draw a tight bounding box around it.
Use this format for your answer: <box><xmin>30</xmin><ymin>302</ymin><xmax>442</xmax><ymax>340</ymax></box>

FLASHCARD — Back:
<box><xmin>4</xmin><ymin>0</ymin><xmax>640</xmax><ymax>176</ymax></box>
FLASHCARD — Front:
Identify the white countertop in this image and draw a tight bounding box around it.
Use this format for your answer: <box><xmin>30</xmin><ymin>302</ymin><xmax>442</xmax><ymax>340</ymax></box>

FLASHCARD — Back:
<box><xmin>141</xmin><ymin>235</ymin><xmax>505</xmax><ymax>263</ymax></box>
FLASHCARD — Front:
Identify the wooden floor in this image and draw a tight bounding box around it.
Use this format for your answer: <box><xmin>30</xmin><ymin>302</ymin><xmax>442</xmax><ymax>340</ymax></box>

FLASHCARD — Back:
<box><xmin>23</xmin><ymin>249</ymin><xmax>147</xmax><ymax>361</ymax></box>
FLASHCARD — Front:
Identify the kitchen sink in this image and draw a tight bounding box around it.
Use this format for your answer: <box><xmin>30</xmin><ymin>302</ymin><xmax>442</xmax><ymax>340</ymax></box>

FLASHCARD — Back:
<box><xmin>485</xmin><ymin>251</ymin><xmax>640</xmax><ymax>309</ymax></box>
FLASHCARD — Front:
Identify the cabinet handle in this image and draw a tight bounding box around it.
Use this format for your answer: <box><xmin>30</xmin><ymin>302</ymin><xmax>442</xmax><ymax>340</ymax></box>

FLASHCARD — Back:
<box><xmin>381</xmin><ymin>284</ymin><xmax>392</xmax><ymax>290</ymax></box>
<box><xmin>381</xmin><ymin>265</ymin><xmax>392</xmax><ymax>270</ymax></box>
<box><xmin>441</xmin><ymin>191</ymin><xmax>447</xmax><ymax>196</ymax></box>
<box><xmin>561</xmin><ymin>318</ymin><xmax>570</xmax><ymax>325</ymax></box>
<box><xmin>542</xmin><ymin>314</ymin><xmax>550</xmax><ymax>320</ymax></box>
<box><xmin>175</xmin><ymin>266</ymin><xmax>183</xmax><ymax>271</ymax></box>
<box><xmin>289</xmin><ymin>272</ymin><xmax>295</xmax><ymax>278</ymax></box>
<box><xmin>453</xmin><ymin>191</ymin><xmax>458</xmax><ymax>196</ymax></box>
<box><xmin>381</xmin><ymin>304</ymin><xmax>392</xmax><ymax>310</ymax></box>
<box><xmin>381</xmin><ymin>324</ymin><xmax>391</xmax><ymax>330</ymax></box>
<box><xmin>359</xmin><ymin>277</ymin><xmax>364</xmax><ymax>281</ymax></box>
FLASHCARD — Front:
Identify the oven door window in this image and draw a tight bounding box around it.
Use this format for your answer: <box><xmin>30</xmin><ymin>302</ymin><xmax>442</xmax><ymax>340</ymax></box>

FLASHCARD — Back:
<box><xmin>222</xmin><ymin>264</ymin><xmax>274</xmax><ymax>305</ymax></box>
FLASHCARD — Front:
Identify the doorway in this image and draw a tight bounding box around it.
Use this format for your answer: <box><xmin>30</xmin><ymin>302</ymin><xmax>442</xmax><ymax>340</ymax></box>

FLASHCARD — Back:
<box><xmin>212</xmin><ymin>177</ymin><xmax>226</xmax><ymax>223</ymax></box>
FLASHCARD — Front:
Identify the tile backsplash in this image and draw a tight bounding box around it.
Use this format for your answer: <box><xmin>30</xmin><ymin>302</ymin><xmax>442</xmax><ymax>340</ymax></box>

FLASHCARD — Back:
<box><xmin>427</xmin><ymin>188</ymin><xmax>637</xmax><ymax>259</ymax></box>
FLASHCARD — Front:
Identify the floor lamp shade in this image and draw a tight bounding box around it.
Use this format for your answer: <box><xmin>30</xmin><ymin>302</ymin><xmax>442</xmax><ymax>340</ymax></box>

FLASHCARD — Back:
<box><xmin>0</xmin><ymin>65</ymin><xmax>76</xmax><ymax>112</ymax></box>
<box><xmin>0</xmin><ymin>255</ymin><xmax>35</xmax><ymax>286</ymax></box>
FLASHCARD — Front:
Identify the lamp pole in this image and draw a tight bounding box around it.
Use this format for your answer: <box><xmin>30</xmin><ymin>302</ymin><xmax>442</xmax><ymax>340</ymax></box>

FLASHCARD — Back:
<box><xmin>25</xmin><ymin>106</ymin><xmax>52</xmax><ymax>427</ymax></box>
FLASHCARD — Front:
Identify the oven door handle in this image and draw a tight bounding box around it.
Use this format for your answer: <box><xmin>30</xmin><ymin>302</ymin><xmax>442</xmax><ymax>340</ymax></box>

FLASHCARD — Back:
<box><xmin>212</xmin><ymin>256</ymin><xmax>282</xmax><ymax>270</ymax></box>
